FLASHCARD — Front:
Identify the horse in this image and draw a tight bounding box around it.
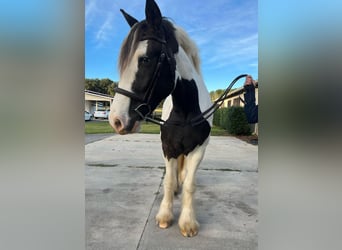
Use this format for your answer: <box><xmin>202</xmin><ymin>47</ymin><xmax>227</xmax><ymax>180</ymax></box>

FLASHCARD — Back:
<box><xmin>109</xmin><ymin>0</ymin><xmax>212</xmax><ymax>237</ymax></box>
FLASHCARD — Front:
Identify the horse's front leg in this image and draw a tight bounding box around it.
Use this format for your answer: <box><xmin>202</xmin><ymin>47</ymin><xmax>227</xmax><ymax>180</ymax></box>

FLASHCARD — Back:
<box><xmin>156</xmin><ymin>157</ymin><xmax>177</xmax><ymax>229</ymax></box>
<box><xmin>178</xmin><ymin>142</ymin><xmax>208</xmax><ymax>237</ymax></box>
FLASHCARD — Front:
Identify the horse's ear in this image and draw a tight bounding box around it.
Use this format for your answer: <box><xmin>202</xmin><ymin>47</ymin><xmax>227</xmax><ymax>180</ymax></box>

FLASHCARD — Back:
<box><xmin>145</xmin><ymin>0</ymin><xmax>162</xmax><ymax>28</ymax></box>
<box><xmin>120</xmin><ymin>9</ymin><xmax>138</xmax><ymax>27</ymax></box>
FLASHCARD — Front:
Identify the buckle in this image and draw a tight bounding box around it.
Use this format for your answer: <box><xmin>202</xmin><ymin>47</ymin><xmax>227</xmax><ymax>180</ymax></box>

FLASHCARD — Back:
<box><xmin>134</xmin><ymin>103</ymin><xmax>152</xmax><ymax>120</ymax></box>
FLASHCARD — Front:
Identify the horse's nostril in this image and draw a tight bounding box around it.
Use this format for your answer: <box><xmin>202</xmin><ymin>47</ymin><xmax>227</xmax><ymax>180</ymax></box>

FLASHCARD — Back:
<box><xmin>110</xmin><ymin>116</ymin><xmax>126</xmax><ymax>134</ymax></box>
<box><xmin>114</xmin><ymin>118</ymin><xmax>122</xmax><ymax>129</ymax></box>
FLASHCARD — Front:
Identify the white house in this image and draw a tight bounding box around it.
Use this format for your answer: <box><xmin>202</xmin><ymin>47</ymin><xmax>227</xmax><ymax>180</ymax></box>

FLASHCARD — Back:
<box><xmin>85</xmin><ymin>90</ymin><xmax>114</xmax><ymax>114</ymax></box>
<box><xmin>221</xmin><ymin>85</ymin><xmax>258</xmax><ymax>109</ymax></box>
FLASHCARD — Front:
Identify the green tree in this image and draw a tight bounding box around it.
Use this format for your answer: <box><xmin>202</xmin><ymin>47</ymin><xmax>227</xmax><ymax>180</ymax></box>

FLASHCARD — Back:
<box><xmin>85</xmin><ymin>78</ymin><xmax>118</xmax><ymax>96</ymax></box>
<box><xmin>210</xmin><ymin>89</ymin><xmax>223</xmax><ymax>101</ymax></box>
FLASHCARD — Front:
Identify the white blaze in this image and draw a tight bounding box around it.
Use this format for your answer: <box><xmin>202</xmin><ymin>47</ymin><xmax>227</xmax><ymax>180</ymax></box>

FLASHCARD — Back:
<box><xmin>109</xmin><ymin>40</ymin><xmax>148</xmax><ymax>128</ymax></box>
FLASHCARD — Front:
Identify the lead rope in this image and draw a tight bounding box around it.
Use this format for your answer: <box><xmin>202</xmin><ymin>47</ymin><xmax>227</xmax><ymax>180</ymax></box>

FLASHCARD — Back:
<box><xmin>144</xmin><ymin>74</ymin><xmax>247</xmax><ymax>127</ymax></box>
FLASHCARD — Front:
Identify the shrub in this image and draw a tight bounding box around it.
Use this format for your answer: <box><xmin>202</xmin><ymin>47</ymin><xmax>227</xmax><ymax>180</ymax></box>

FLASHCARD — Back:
<box><xmin>226</xmin><ymin>106</ymin><xmax>251</xmax><ymax>135</ymax></box>
<box><xmin>213</xmin><ymin>106</ymin><xmax>251</xmax><ymax>135</ymax></box>
<box><xmin>213</xmin><ymin>108</ymin><xmax>222</xmax><ymax>126</ymax></box>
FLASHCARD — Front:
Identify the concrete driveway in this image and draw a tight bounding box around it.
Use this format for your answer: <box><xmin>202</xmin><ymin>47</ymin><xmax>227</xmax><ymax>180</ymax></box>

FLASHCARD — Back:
<box><xmin>85</xmin><ymin>133</ymin><xmax>258</xmax><ymax>250</ymax></box>
<box><xmin>85</xmin><ymin>133</ymin><xmax>113</xmax><ymax>145</ymax></box>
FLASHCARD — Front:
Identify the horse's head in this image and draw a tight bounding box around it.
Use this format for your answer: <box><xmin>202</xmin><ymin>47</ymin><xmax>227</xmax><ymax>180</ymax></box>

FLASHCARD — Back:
<box><xmin>109</xmin><ymin>0</ymin><xmax>178</xmax><ymax>134</ymax></box>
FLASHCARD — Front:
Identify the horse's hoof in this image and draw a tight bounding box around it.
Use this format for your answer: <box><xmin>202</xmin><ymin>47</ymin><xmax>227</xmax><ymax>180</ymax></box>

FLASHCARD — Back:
<box><xmin>158</xmin><ymin>221</ymin><xmax>171</xmax><ymax>229</ymax></box>
<box><xmin>180</xmin><ymin>227</ymin><xmax>198</xmax><ymax>237</ymax></box>
<box><xmin>156</xmin><ymin>212</ymin><xmax>173</xmax><ymax>229</ymax></box>
<box><xmin>179</xmin><ymin>221</ymin><xmax>199</xmax><ymax>237</ymax></box>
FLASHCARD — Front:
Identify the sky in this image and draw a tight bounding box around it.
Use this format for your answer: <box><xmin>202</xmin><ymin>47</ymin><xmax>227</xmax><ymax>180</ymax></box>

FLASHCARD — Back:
<box><xmin>85</xmin><ymin>0</ymin><xmax>258</xmax><ymax>91</ymax></box>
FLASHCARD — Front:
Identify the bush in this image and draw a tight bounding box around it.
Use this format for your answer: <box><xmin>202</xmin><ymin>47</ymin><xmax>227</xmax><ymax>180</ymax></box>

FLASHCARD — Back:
<box><xmin>226</xmin><ymin>107</ymin><xmax>251</xmax><ymax>135</ymax></box>
<box><xmin>213</xmin><ymin>108</ymin><xmax>222</xmax><ymax>126</ymax></box>
<box><xmin>213</xmin><ymin>107</ymin><xmax>251</xmax><ymax>135</ymax></box>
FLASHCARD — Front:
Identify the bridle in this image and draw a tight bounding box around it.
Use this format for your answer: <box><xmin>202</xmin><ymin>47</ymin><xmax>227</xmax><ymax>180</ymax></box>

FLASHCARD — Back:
<box><xmin>114</xmin><ymin>36</ymin><xmax>174</xmax><ymax>125</ymax></box>
<box><xmin>114</xmin><ymin>36</ymin><xmax>247</xmax><ymax>127</ymax></box>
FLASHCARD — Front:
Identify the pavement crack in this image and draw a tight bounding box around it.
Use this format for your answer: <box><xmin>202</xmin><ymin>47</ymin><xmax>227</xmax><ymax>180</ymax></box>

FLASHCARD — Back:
<box><xmin>200</xmin><ymin>168</ymin><xmax>258</xmax><ymax>173</ymax></box>
<box><xmin>87</xmin><ymin>163</ymin><xmax>119</xmax><ymax>167</ymax></box>
<box><xmin>136</xmin><ymin>168</ymin><xmax>165</xmax><ymax>250</ymax></box>
<box><xmin>127</xmin><ymin>166</ymin><xmax>165</xmax><ymax>170</ymax></box>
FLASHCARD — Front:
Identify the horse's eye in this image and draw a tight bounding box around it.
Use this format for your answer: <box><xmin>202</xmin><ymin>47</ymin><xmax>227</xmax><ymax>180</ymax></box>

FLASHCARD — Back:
<box><xmin>139</xmin><ymin>56</ymin><xmax>150</xmax><ymax>64</ymax></box>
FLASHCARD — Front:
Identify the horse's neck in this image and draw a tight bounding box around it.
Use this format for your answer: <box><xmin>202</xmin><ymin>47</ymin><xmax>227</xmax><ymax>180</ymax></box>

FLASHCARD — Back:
<box><xmin>171</xmin><ymin>78</ymin><xmax>200</xmax><ymax>115</ymax></box>
<box><xmin>174</xmin><ymin>47</ymin><xmax>212</xmax><ymax>114</ymax></box>
<box><xmin>160</xmin><ymin>47</ymin><xmax>212</xmax><ymax>123</ymax></box>
<box><xmin>161</xmin><ymin>47</ymin><xmax>212</xmax><ymax>123</ymax></box>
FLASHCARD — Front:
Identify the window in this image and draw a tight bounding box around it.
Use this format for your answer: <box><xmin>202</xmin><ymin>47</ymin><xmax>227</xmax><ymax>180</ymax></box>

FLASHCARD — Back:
<box><xmin>233</xmin><ymin>98</ymin><xmax>240</xmax><ymax>107</ymax></box>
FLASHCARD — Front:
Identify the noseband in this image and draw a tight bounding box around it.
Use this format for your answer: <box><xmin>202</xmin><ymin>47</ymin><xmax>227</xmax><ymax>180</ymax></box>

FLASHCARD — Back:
<box><xmin>114</xmin><ymin>36</ymin><xmax>174</xmax><ymax>124</ymax></box>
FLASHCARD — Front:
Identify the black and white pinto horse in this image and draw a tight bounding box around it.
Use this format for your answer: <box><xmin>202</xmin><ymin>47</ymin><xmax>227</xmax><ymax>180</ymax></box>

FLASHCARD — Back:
<box><xmin>109</xmin><ymin>0</ymin><xmax>212</xmax><ymax>237</ymax></box>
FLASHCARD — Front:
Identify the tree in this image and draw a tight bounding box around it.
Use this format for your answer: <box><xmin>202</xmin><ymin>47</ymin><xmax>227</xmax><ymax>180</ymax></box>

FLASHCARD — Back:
<box><xmin>210</xmin><ymin>88</ymin><xmax>238</xmax><ymax>101</ymax></box>
<box><xmin>210</xmin><ymin>89</ymin><xmax>225</xmax><ymax>101</ymax></box>
<box><xmin>85</xmin><ymin>78</ymin><xmax>118</xmax><ymax>96</ymax></box>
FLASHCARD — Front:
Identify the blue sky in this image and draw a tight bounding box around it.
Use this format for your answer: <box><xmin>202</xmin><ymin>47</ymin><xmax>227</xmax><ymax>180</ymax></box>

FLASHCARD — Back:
<box><xmin>85</xmin><ymin>0</ymin><xmax>258</xmax><ymax>91</ymax></box>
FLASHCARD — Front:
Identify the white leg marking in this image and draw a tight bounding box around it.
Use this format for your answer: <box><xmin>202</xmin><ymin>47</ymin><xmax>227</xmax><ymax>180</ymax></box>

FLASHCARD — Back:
<box><xmin>178</xmin><ymin>139</ymin><xmax>209</xmax><ymax>237</ymax></box>
<box><xmin>156</xmin><ymin>157</ymin><xmax>177</xmax><ymax>229</ymax></box>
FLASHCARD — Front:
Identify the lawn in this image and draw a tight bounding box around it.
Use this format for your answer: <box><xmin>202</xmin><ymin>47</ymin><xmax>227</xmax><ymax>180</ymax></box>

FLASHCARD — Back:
<box><xmin>85</xmin><ymin>120</ymin><xmax>229</xmax><ymax>136</ymax></box>
<box><xmin>85</xmin><ymin>120</ymin><xmax>115</xmax><ymax>134</ymax></box>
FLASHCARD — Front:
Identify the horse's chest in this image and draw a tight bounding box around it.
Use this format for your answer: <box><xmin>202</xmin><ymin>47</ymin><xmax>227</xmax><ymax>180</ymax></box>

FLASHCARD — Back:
<box><xmin>160</xmin><ymin>121</ymin><xmax>210</xmax><ymax>159</ymax></box>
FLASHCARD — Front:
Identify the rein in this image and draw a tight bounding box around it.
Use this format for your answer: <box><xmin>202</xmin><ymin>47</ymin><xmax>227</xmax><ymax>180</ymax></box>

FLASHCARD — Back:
<box><xmin>114</xmin><ymin>37</ymin><xmax>247</xmax><ymax>127</ymax></box>
<box><xmin>190</xmin><ymin>74</ymin><xmax>247</xmax><ymax>126</ymax></box>
<box><xmin>153</xmin><ymin>74</ymin><xmax>248</xmax><ymax>127</ymax></box>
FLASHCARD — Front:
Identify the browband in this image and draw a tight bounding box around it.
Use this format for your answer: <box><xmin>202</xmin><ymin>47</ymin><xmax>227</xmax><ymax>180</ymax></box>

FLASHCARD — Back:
<box><xmin>140</xmin><ymin>36</ymin><xmax>166</xmax><ymax>44</ymax></box>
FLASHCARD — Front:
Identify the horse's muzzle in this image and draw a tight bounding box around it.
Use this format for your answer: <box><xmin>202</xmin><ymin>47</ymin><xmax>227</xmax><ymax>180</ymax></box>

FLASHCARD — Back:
<box><xmin>110</xmin><ymin>115</ymin><xmax>140</xmax><ymax>135</ymax></box>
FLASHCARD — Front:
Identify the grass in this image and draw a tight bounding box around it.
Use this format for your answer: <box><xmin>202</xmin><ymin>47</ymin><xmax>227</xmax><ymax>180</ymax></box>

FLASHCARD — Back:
<box><xmin>85</xmin><ymin>120</ymin><xmax>229</xmax><ymax>136</ymax></box>
<box><xmin>85</xmin><ymin>120</ymin><xmax>114</xmax><ymax>134</ymax></box>
<box><xmin>211</xmin><ymin>126</ymin><xmax>230</xmax><ymax>136</ymax></box>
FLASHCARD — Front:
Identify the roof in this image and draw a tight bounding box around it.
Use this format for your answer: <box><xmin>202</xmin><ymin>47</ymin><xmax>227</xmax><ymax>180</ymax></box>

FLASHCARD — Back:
<box><xmin>211</xmin><ymin>82</ymin><xmax>258</xmax><ymax>104</ymax></box>
<box><xmin>85</xmin><ymin>90</ymin><xmax>114</xmax><ymax>98</ymax></box>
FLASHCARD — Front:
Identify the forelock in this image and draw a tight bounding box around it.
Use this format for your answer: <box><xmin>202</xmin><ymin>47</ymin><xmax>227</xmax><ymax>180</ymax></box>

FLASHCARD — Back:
<box><xmin>118</xmin><ymin>19</ymin><xmax>178</xmax><ymax>74</ymax></box>
<box><xmin>118</xmin><ymin>23</ymin><xmax>143</xmax><ymax>74</ymax></box>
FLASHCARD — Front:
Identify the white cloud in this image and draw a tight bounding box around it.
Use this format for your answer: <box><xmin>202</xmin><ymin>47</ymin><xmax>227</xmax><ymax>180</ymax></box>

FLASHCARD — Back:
<box><xmin>95</xmin><ymin>14</ymin><xmax>114</xmax><ymax>47</ymax></box>
<box><xmin>85</xmin><ymin>0</ymin><xmax>118</xmax><ymax>48</ymax></box>
<box><xmin>85</xmin><ymin>0</ymin><xmax>97</xmax><ymax>29</ymax></box>
<box><xmin>200</xmin><ymin>32</ymin><xmax>257</xmax><ymax>70</ymax></box>
<box><xmin>85</xmin><ymin>0</ymin><xmax>96</xmax><ymax>18</ymax></box>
